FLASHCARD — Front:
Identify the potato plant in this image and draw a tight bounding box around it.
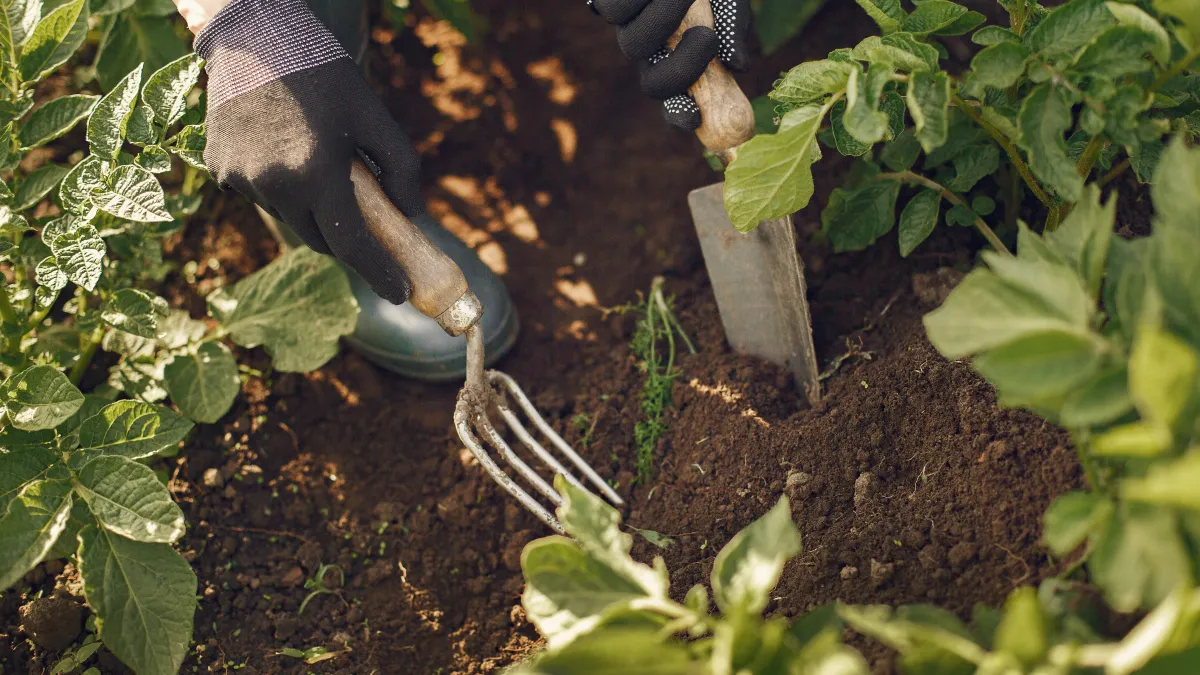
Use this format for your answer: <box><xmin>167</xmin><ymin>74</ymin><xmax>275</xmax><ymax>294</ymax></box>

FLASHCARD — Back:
<box><xmin>723</xmin><ymin>0</ymin><xmax>1200</xmax><ymax>257</ymax></box>
<box><xmin>926</xmin><ymin>137</ymin><xmax>1200</xmax><ymax>621</ymax></box>
<box><xmin>0</xmin><ymin>3</ymin><xmax>358</xmax><ymax>674</ymax></box>
<box><xmin>514</xmin><ymin>478</ymin><xmax>1200</xmax><ymax>674</ymax></box>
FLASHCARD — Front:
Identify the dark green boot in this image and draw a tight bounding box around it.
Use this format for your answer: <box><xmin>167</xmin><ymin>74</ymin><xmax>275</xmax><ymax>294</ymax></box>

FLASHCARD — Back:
<box><xmin>254</xmin><ymin>0</ymin><xmax>519</xmax><ymax>381</ymax></box>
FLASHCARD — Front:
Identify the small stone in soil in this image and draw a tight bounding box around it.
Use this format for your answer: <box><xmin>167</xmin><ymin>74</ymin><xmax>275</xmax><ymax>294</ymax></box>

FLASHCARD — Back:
<box><xmin>785</xmin><ymin>471</ymin><xmax>812</xmax><ymax>500</ymax></box>
<box><xmin>853</xmin><ymin>472</ymin><xmax>874</xmax><ymax>510</ymax></box>
<box><xmin>202</xmin><ymin>468</ymin><xmax>224</xmax><ymax>488</ymax></box>
<box><xmin>870</xmin><ymin>559</ymin><xmax>895</xmax><ymax>587</ymax></box>
<box><xmin>839</xmin><ymin>566</ymin><xmax>858</xmax><ymax>580</ymax></box>
<box><xmin>19</xmin><ymin>595</ymin><xmax>83</xmax><ymax>651</ymax></box>
<box><xmin>281</xmin><ymin>567</ymin><xmax>305</xmax><ymax>587</ymax></box>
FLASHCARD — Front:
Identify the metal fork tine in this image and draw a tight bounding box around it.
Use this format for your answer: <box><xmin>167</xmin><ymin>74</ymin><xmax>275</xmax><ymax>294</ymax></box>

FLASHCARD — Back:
<box><xmin>490</xmin><ymin>371</ymin><xmax>625</xmax><ymax>506</ymax></box>
<box><xmin>497</xmin><ymin>403</ymin><xmax>592</xmax><ymax>495</ymax></box>
<box><xmin>474</xmin><ymin>412</ymin><xmax>562</xmax><ymax>507</ymax></box>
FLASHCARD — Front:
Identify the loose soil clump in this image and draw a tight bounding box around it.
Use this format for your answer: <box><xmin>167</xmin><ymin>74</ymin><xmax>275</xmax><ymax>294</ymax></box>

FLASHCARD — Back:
<box><xmin>1</xmin><ymin>1</ymin><xmax>1098</xmax><ymax>673</ymax></box>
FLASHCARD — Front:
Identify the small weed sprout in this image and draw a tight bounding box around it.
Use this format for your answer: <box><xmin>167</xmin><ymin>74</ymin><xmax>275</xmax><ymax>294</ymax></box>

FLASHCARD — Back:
<box><xmin>298</xmin><ymin>563</ymin><xmax>345</xmax><ymax>616</ymax></box>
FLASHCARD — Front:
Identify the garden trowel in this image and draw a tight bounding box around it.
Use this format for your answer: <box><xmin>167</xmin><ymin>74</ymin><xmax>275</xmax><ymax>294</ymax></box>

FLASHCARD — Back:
<box><xmin>669</xmin><ymin>0</ymin><xmax>820</xmax><ymax>404</ymax></box>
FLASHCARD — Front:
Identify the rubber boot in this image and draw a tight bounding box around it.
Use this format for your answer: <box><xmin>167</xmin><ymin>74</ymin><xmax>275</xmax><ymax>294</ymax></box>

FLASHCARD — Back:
<box><xmin>252</xmin><ymin>0</ymin><xmax>520</xmax><ymax>381</ymax></box>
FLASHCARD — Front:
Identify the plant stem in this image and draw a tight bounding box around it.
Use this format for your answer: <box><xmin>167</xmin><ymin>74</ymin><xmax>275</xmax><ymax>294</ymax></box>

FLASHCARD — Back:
<box><xmin>952</xmin><ymin>93</ymin><xmax>1055</xmax><ymax>209</ymax></box>
<box><xmin>0</xmin><ymin>281</ymin><xmax>17</xmax><ymax>327</ymax></box>
<box><xmin>1099</xmin><ymin>159</ymin><xmax>1131</xmax><ymax>188</ymax></box>
<box><xmin>877</xmin><ymin>171</ymin><xmax>1014</xmax><ymax>256</ymax></box>
<box><xmin>1149</xmin><ymin>50</ymin><xmax>1200</xmax><ymax>94</ymax></box>
<box><xmin>182</xmin><ymin>166</ymin><xmax>200</xmax><ymax>197</ymax></box>
<box><xmin>1044</xmin><ymin>205</ymin><xmax>1063</xmax><ymax>233</ymax></box>
<box><xmin>70</xmin><ymin>329</ymin><xmax>102</xmax><ymax>386</ymax></box>
<box><xmin>1076</xmin><ymin>135</ymin><xmax>1106</xmax><ymax>181</ymax></box>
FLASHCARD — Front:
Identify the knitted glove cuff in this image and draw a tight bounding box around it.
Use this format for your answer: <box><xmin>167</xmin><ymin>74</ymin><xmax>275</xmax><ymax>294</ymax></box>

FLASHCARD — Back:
<box><xmin>195</xmin><ymin>0</ymin><xmax>349</xmax><ymax>111</ymax></box>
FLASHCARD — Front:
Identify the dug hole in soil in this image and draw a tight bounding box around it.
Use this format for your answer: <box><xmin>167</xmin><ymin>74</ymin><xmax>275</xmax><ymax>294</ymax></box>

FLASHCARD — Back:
<box><xmin>4</xmin><ymin>0</ymin><xmax>1110</xmax><ymax>673</ymax></box>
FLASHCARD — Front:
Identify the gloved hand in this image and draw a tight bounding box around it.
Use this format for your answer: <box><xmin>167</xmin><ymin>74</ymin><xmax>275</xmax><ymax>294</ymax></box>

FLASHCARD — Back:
<box><xmin>590</xmin><ymin>0</ymin><xmax>752</xmax><ymax>130</ymax></box>
<box><xmin>196</xmin><ymin>0</ymin><xmax>422</xmax><ymax>305</ymax></box>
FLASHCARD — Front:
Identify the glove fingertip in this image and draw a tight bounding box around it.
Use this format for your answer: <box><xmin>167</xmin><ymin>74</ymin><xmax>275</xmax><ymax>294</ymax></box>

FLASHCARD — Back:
<box><xmin>663</xmin><ymin>96</ymin><xmax>702</xmax><ymax>131</ymax></box>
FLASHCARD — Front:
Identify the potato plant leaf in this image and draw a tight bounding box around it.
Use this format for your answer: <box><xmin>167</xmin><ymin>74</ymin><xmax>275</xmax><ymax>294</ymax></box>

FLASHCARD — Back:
<box><xmin>1073</xmin><ymin>25</ymin><xmax>1158</xmax><ymax>78</ymax></box>
<box><xmin>163</xmin><ymin>341</ymin><xmax>239</xmax><ymax>424</ymax></box>
<box><xmin>755</xmin><ymin>0</ymin><xmax>825</xmax><ymax>55</ymax></box>
<box><xmin>94</xmin><ymin>14</ymin><xmax>188</xmax><ymax>92</ymax></box>
<box><xmin>511</xmin><ymin>629</ymin><xmax>697</xmax><ymax>675</ymax></box>
<box><xmin>50</xmin><ymin>222</ymin><xmax>106</xmax><ymax>291</ymax></box>
<box><xmin>0</xmin><ymin>479</ymin><xmax>72</xmax><ymax>590</ymax></box>
<box><xmin>1105</xmin><ymin>1</ymin><xmax>1171</xmax><ymax>65</ymax></box>
<box><xmin>92</xmin><ymin>164</ymin><xmax>172</xmax><ymax>222</ymax></box>
<box><xmin>968</xmin><ymin>42</ymin><xmax>1031</xmax><ymax>91</ymax></box>
<box><xmin>77</xmin><ymin>400</ymin><xmax>192</xmax><ymax>460</ymax></box>
<box><xmin>830</xmin><ymin>99</ymin><xmax>870</xmax><ymax>157</ymax></box>
<box><xmin>1018</xmin><ymin>84</ymin><xmax>1083</xmax><ymax>201</ymax></box>
<box><xmin>1089</xmin><ymin>507</ymin><xmax>1192</xmax><ymax>612</ymax></box>
<box><xmin>18</xmin><ymin>94</ymin><xmax>98</xmax><ymax>149</ymax></box>
<box><xmin>101</xmin><ymin>288</ymin><xmax>164</xmax><ymax>339</ymax></box>
<box><xmin>821</xmin><ymin>179</ymin><xmax>900</xmax><ymax>252</ymax></box>
<box><xmin>74</xmin><ymin>455</ymin><xmax>184</xmax><ymax>543</ymax></box>
<box><xmin>0</xmin><ymin>0</ymin><xmax>41</xmax><ymax>59</ymax></box>
<box><xmin>1043</xmin><ymin>490</ymin><xmax>1113</xmax><ymax>555</ymax></box>
<box><xmin>35</xmin><ymin>255</ymin><xmax>66</xmax><ymax>291</ymax></box>
<box><xmin>853</xmin><ymin>0</ymin><xmax>905</xmax><ymax>33</ymax></box>
<box><xmin>135</xmin><ymin>144</ymin><xmax>171</xmax><ymax>173</ymax></box>
<box><xmin>13</xmin><ymin>163</ymin><xmax>68</xmax><ymax>211</ymax></box>
<box><xmin>124</xmin><ymin>104</ymin><xmax>156</xmax><ymax>146</ymax></box>
<box><xmin>845</xmin><ymin>62</ymin><xmax>892</xmax><ymax>145</ymax></box>
<box><xmin>59</xmin><ymin>154</ymin><xmax>105</xmax><ymax>214</ymax></box>
<box><xmin>771</xmin><ymin>59</ymin><xmax>855</xmax><ymax>106</ymax></box>
<box><xmin>1148</xmin><ymin>139</ymin><xmax>1200</xmax><ymax>350</ymax></box>
<box><xmin>899</xmin><ymin>1</ymin><xmax>969</xmax><ymax>35</ymax></box>
<box><xmin>141</xmin><ymin>53</ymin><xmax>203</xmax><ymax>128</ymax></box>
<box><xmin>906</xmin><ymin>70</ymin><xmax>950</xmax><ymax>153</ymax></box>
<box><xmin>18</xmin><ymin>0</ymin><xmax>87</xmax><ymax>83</ymax></box>
<box><xmin>1024</xmin><ymin>0</ymin><xmax>1115</xmax><ymax>58</ymax></box>
<box><xmin>87</xmin><ymin>63</ymin><xmax>143</xmax><ymax>159</ymax></box>
<box><xmin>724</xmin><ymin>104</ymin><xmax>824</xmax><ymax>231</ymax></box>
<box><xmin>0</xmin><ymin>446</ymin><xmax>57</xmax><ymax>514</ymax></box>
<box><xmin>2</xmin><ymin>364</ymin><xmax>84</xmax><ymax>430</ymax></box>
<box><xmin>711</xmin><ymin>497</ymin><xmax>800</xmax><ymax>617</ymax></box>
<box><xmin>898</xmin><ymin>188</ymin><xmax>940</xmax><ymax>257</ymax></box>
<box><xmin>78</xmin><ymin>525</ymin><xmax>196</xmax><ymax>675</ymax></box>
<box><xmin>165</xmin><ymin>123</ymin><xmax>205</xmax><ymax>170</ymax></box>
<box><xmin>205</xmin><ymin>248</ymin><xmax>358</xmax><ymax>372</ymax></box>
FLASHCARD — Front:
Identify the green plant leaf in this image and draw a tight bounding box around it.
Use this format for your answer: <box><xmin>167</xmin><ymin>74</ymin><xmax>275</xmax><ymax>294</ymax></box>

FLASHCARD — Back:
<box><xmin>49</xmin><ymin>222</ymin><xmax>105</xmax><ymax>291</ymax></box>
<box><xmin>881</xmin><ymin>127</ymin><xmax>921</xmax><ymax>171</ymax></box>
<box><xmin>993</xmin><ymin>588</ymin><xmax>1048</xmax><ymax>667</ymax></box>
<box><xmin>1060</xmin><ymin>367</ymin><xmax>1135</xmax><ymax>427</ymax></box>
<box><xmin>1148</xmin><ymin>139</ymin><xmax>1200</xmax><ymax>350</ymax></box>
<box><xmin>1123</xmin><ymin>453</ymin><xmax>1200</xmax><ymax>510</ymax></box>
<box><xmin>755</xmin><ymin>0</ymin><xmax>825</xmax><ymax>54</ymax></box>
<box><xmin>845</xmin><ymin>62</ymin><xmax>892</xmax><ymax>145</ymax></box>
<box><xmin>821</xmin><ymin>179</ymin><xmax>900</xmax><ymax>252</ymax></box>
<box><xmin>771</xmin><ymin>59</ymin><xmax>855</xmax><ymax>106</ymax></box>
<box><xmin>853</xmin><ymin>0</ymin><xmax>905</xmax><ymax>33</ymax></box>
<box><xmin>78</xmin><ymin>399</ymin><xmax>192</xmax><ymax>461</ymax></box>
<box><xmin>18</xmin><ymin>0</ymin><xmax>87</xmax><ymax>83</ymax></box>
<box><xmin>0</xmin><ymin>479</ymin><xmax>72</xmax><ymax>590</ymax></box>
<box><xmin>972</xmin><ymin>331</ymin><xmax>1103</xmax><ymax>407</ymax></box>
<box><xmin>1018</xmin><ymin>84</ymin><xmax>1083</xmax><ymax>202</ymax></box>
<box><xmin>830</xmin><ymin>99</ymin><xmax>870</xmax><ymax>157</ymax></box>
<box><xmin>1127</xmin><ymin>323</ymin><xmax>1198</xmax><ymax>433</ymax></box>
<box><xmin>724</xmin><ymin>104</ymin><xmax>823</xmax><ymax>231</ymax></box>
<box><xmin>155</xmin><ymin>309</ymin><xmax>206</xmax><ymax>349</ymax></box>
<box><xmin>164</xmin><ymin>123</ymin><xmax>204</xmax><ymax>170</ymax></box>
<box><xmin>58</xmin><ymin>155</ymin><xmax>104</xmax><ymax>214</ymax></box>
<box><xmin>1155</xmin><ymin>0</ymin><xmax>1200</xmax><ymax>48</ymax></box>
<box><xmin>101</xmin><ymin>288</ymin><xmax>163</xmax><ymax>338</ymax></box>
<box><xmin>513</xmin><ymin>629</ymin><xmax>696</xmax><ymax>675</ymax></box>
<box><xmin>124</xmin><ymin>104</ymin><xmax>155</xmax><ymax>145</ymax></box>
<box><xmin>900</xmin><ymin>1</ymin><xmax>978</xmax><ymax>36</ymax></box>
<box><xmin>2</xmin><ymin>364</ymin><xmax>83</xmax><ymax>430</ymax></box>
<box><xmin>13</xmin><ymin>163</ymin><xmax>68</xmax><ymax>211</ymax></box>
<box><xmin>948</xmin><ymin>144</ymin><xmax>999</xmax><ymax>192</ymax></box>
<box><xmin>163</xmin><ymin>341</ymin><xmax>238</xmax><ymax>424</ymax></box>
<box><xmin>0</xmin><ymin>0</ymin><xmax>41</xmax><ymax>59</ymax></box>
<box><xmin>521</xmin><ymin>537</ymin><xmax>662</xmax><ymax>649</ymax></box>
<box><xmin>90</xmin><ymin>0</ymin><xmax>137</xmax><ymax>15</ymax></box>
<box><xmin>851</xmin><ymin>34</ymin><xmax>933</xmax><ymax>71</ymax></box>
<box><xmin>87</xmin><ymin>63</ymin><xmax>143</xmax><ymax>160</ymax></box>
<box><xmin>1044</xmin><ymin>490</ymin><xmax>1113</xmax><ymax>555</ymax></box>
<box><xmin>74</xmin><ymin>455</ymin><xmax>183</xmax><ymax>543</ymax></box>
<box><xmin>968</xmin><ymin>42</ymin><xmax>1031</xmax><ymax>91</ymax></box>
<box><xmin>134</xmin><ymin>144</ymin><xmax>171</xmax><ymax>173</ymax></box>
<box><xmin>17</xmin><ymin>94</ymin><xmax>97</xmax><ymax>149</ymax></box>
<box><xmin>906</xmin><ymin>70</ymin><xmax>950</xmax><ymax>153</ymax></box>
<box><xmin>1046</xmin><ymin>184</ymin><xmax>1115</xmax><ymax>301</ymax></box>
<box><xmin>1073</xmin><ymin>25</ymin><xmax>1158</xmax><ymax>78</ymax></box>
<box><xmin>92</xmin><ymin>164</ymin><xmax>172</xmax><ymax>222</ymax></box>
<box><xmin>206</xmin><ymin>248</ymin><xmax>358</xmax><ymax>372</ymax></box>
<box><xmin>0</xmin><ymin>446</ymin><xmax>58</xmax><ymax>513</ymax></box>
<box><xmin>141</xmin><ymin>53</ymin><xmax>203</xmax><ymax>127</ymax></box>
<box><xmin>971</xmin><ymin>26</ymin><xmax>1018</xmax><ymax>45</ymax></box>
<box><xmin>1090</xmin><ymin>506</ymin><xmax>1192</xmax><ymax>612</ymax></box>
<box><xmin>838</xmin><ymin>604</ymin><xmax>985</xmax><ymax>666</ymax></box>
<box><xmin>711</xmin><ymin>497</ymin><xmax>800</xmax><ymax>616</ymax></box>
<box><xmin>93</xmin><ymin>13</ymin><xmax>188</xmax><ymax>92</ymax></box>
<box><xmin>898</xmin><ymin>189</ymin><xmax>939</xmax><ymax>257</ymax></box>
<box><xmin>1024</xmin><ymin>0</ymin><xmax>1115</xmax><ymax>58</ymax></box>
<box><xmin>35</xmin><ymin>255</ymin><xmax>66</xmax><ymax>290</ymax></box>
<box><xmin>77</xmin><ymin>525</ymin><xmax>196</xmax><ymax>675</ymax></box>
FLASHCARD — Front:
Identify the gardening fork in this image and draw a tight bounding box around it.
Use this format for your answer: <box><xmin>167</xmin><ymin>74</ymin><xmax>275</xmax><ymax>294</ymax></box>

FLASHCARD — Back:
<box><xmin>348</xmin><ymin>159</ymin><xmax>623</xmax><ymax>534</ymax></box>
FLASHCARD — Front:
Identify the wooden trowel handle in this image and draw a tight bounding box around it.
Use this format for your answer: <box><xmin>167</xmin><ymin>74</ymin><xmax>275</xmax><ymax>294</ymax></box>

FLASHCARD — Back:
<box><xmin>349</xmin><ymin>159</ymin><xmax>481</xmax><ymax>336</ymax></box>
<box><xmin>667</xmin><ymin>0</ymin><xmax>756</xmax><ymax>160</ymax></box>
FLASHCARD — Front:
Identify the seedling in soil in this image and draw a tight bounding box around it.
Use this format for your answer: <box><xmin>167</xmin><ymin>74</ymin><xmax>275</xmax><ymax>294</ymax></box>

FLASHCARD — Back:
<box><xmin>613</xmin><ymin>277</ymin><xmax>696</xmax><ymax>484</ymax></box>
<box><xmin>298</xmin><ymin>563</ymin><xmax>346</xmax><ymax>616</ymax></box>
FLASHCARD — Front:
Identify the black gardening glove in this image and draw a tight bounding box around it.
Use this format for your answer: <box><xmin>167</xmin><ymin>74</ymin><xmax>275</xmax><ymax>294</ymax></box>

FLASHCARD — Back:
<box><xmin>197</xmin><ymin>0</ymin><xmax>424</xmax><ymax>304</ymax></box>
<box><xmin>590</xmin><ymin>0</ymin><xmax>752</xmax><ymax>130</ymax></box>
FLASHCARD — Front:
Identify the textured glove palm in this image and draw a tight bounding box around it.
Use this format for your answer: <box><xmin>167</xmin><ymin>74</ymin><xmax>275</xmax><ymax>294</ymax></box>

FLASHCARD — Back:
<box><xmin>591</xmin><ymin>0</ymin><xmax>751</xmax><ymax>129</ymax></box>
<box><xmin>197</xmin><ymin>0</ymin><xmax>423</xmax><ymax>305</ymax></box>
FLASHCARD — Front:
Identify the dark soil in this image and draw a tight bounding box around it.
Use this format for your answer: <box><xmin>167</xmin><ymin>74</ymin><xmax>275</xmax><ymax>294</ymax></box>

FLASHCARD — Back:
<box><xmin>4</xmin><ymin>0</ymin><xmax>1123</xmax><ymax>673</ymax></box>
